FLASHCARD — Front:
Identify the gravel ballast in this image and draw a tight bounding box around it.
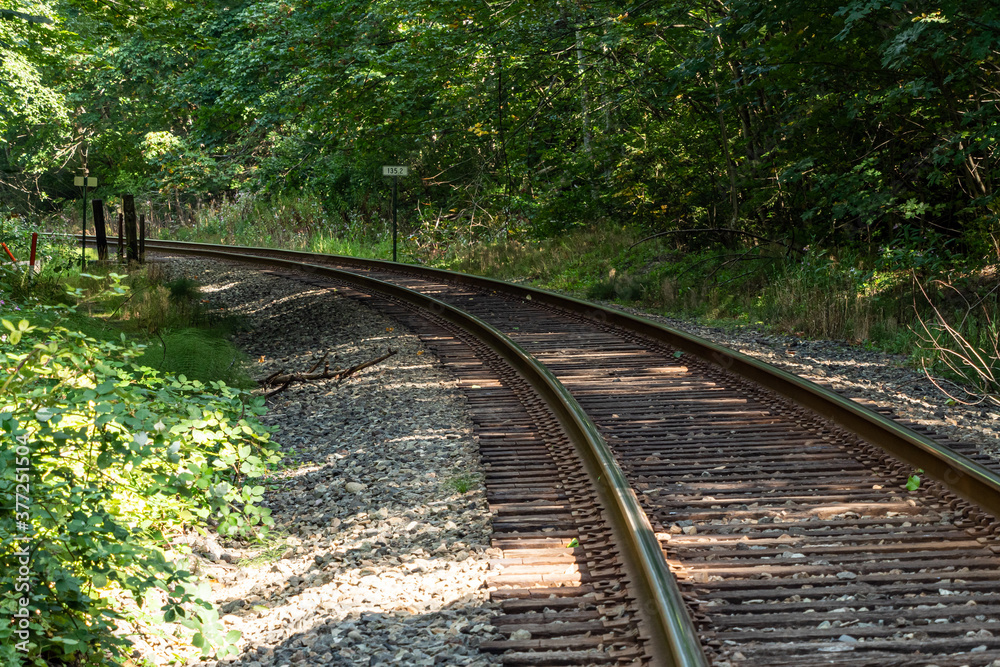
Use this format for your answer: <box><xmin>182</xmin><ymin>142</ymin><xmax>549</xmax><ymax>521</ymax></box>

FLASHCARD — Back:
<box><xmin>142</xmin><ymin>258</ymin><xmax>501</xmax><ymax>667</ymax></box>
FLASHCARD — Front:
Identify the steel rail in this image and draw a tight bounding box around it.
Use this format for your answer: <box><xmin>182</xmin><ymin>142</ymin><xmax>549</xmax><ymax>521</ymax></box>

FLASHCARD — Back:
<box><xmin>124</xmin><ymin>238</ymin><xmax>1000</xmax><ymax>522</ymax></box>
<box><xmin>133</xmin><ymin>244</ymin><xmax>708</xmax><ymax>667</ymax></box>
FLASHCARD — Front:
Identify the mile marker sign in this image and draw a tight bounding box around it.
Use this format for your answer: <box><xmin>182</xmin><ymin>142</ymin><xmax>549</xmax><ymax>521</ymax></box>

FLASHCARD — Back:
<box><xmin>382</xmin><ymin>166</ymin><xmax>409</xmax><ymax>262</ymax></box>
<box><xmin>75</xmin><ymin>175</ymin><xmax>98</xmax><ymax>268</ymax></box>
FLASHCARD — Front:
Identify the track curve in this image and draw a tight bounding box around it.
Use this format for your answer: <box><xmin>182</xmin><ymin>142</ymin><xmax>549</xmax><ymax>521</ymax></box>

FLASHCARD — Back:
<box><xmin>98</xmin><ymin>239</ymin><xmax>1000</xmax><ymax>665</ymax></box>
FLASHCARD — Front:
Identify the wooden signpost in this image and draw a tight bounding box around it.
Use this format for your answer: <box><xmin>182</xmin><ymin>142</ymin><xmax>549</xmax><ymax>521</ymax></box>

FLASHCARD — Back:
<box><xmin>117</xmin><ymin>213</ymin><xmax>124</xmax><ymax>262</ymax></box>
<box><xmin>382</xmin><ymin>166</ymin><xmax>408</xmax><ymax>262</ymax></box>
<box><xmin>74</xmin><ymin>175</ymin><xmax>97</xmax><ymax>267</ymax></box>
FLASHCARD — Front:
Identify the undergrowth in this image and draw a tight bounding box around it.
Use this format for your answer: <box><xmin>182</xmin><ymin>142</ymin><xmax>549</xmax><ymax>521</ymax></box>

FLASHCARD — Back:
<box><xmin>0</xmin><ymin>224</ymin><xmax>275</xmax><ymax>664</ymax></box>
<box><xmin>10</xmin><ymin>244</ymin><xmax>255</xmax><ymax>389</ymax></box>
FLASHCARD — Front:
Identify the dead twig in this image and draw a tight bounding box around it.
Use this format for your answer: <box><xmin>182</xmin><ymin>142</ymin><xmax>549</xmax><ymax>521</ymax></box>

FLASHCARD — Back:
<box><xmin>336</xmin><ymin>348</ymin><xmax>396</xmax><ymax>382</ymax></box>
<box><xmin>911</xmin><ymin>273</ymin><xmax>1000</xmax><ymax>407</ymax></box>
<box><xmin>154</xmin><ymin>329</ymin><xmax>167</xmax><ymax>368</ymax></box>
<box><xmin>306</xmin><ymin>352</ymin><xmax>329</xmax><ymax>374</ymax></box>
<box><xmin>260</xmin><ymin>369</ymin><xmax>283</xmax><ymax>385</ymax></box>
<box><xmin>259</xmin><ymin>348</ymin><xmax>397</xmax><ymax>398</ymax></box>
<box><xmin>264</xmin><ymin>381</ymin><xmax>292</xmax><ymax>399</ymax></box>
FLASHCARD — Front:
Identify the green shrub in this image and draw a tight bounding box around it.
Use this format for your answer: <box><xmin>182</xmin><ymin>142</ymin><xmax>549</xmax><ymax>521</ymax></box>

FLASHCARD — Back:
<box><xmin>165</xmin><ymin>276</ymin><xmax>200</xmax><ymax>303</ymax></box>
<box><xmin>0</xmin><ymin>300</ymin><xmax>280</xmax><ymax>665</ymax></box>
<box><xmin>586</xmin><ymin>270</ymin><xmax>648</xmax><ymax>303</ymax></box>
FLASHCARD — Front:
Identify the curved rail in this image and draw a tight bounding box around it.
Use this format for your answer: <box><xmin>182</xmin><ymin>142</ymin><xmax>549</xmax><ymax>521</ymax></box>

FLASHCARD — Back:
<box><xmin>137</xmin><ymin>244</ymin><xmax>708</xmax><ymax>667</ymax></box>
<box><xmin>119</xmin><ymin>238</ymin><xmax>1000</xmax><ymax>520</ymax></box>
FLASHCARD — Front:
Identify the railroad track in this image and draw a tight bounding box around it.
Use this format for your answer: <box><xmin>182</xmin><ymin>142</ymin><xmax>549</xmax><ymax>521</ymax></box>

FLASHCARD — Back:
<box><xmin>90</xmin><ymin>239</ymin><xmax>1000</xmax><ymax>666</ymax></box>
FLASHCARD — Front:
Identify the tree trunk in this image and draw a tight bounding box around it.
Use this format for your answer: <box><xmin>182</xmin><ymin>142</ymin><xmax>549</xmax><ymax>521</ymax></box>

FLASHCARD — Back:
<box><xmin>714</xmin><ymin>81</ymin><xmax>740</xmax><ymax>231</ymax></box>
<box><xmin>575</xmin><ymin>28</ymin><xmax>592</xmax><ymax>154</ymax></box>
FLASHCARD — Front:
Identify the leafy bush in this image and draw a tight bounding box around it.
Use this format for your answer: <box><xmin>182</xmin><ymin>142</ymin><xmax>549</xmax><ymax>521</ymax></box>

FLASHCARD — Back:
<box><xmin>0</xmin><ymin>299</ymin><xmax>280</xmax><ymax>665</ymax></box>
<box><xmin>165</xmin><ymin>276</ymin><xmax>200</xmax><ymax>303</ymax></box>
<box><xmin>0</xmin><ymin>217</ymin><xmax>82</xmax><ymax>307</ymax></box>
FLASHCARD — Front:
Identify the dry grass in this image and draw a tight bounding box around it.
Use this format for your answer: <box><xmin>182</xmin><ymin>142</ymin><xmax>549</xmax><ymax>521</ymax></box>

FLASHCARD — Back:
<box><xmin>444</xmin><ymin>227</ymin><xmax>647</xmax><ymax>297</ymax></box>
<box><xmin>120</xmin><ymin>285</ymin><xmax>172</xmax><ymax>332</ymax></box>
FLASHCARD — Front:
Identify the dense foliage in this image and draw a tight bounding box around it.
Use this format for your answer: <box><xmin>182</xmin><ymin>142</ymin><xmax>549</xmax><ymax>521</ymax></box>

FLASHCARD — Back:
<box><xmin>3</xmin><ymin>0</ymin><xmax>998</xmax><ymax>250</ymax></box>
<box><xmin>0</xmin><ymin>269</ymin><xmax>279</xmax><ymax>665</ymax></box>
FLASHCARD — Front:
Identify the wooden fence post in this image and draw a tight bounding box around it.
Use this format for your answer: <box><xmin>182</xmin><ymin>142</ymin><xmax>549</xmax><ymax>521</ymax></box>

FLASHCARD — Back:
<box><xmin>117</xmin><ymin>212</ymin><xmax>124</xmax><ymax>261</ymax></box>
<box><xmin>92</xmin><ymin>199</ymin><xmax>108</xmax><ymax>261</ymax></box>
<box><xmin>139</xmin><ymin>214</ymin><xmax>146</xmax><ymax>263</ymax></box>
<box><xmin>124</xmin><ymin>195</ymin><xmax>138</xmax><ymax>262</ymax></box>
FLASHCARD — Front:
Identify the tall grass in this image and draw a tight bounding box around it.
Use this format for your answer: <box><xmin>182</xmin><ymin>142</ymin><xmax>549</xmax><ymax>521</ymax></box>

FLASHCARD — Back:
<box><xmin>163</xmin><ymin>191</ymin><xmax>402</xmax><ymax>261</ymax></box>
<box><xmin>443</xmin><ymin>226</ymin><xmax>645</xmax><ymax>291</ymax></box>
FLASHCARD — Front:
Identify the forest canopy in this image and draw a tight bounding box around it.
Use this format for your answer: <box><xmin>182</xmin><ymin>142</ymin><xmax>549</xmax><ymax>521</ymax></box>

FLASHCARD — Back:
<box><xmin>2</xmin><ymin>0</ymin><xmax>999</xmax><ymax>250</ymax></box>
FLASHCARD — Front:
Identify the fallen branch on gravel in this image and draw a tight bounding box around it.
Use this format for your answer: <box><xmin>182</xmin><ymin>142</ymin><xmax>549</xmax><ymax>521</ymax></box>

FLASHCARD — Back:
<box><xmin>260</xmin><ymin>348</ymin><xmax>398</xmax><ymax>398</ymax></box>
